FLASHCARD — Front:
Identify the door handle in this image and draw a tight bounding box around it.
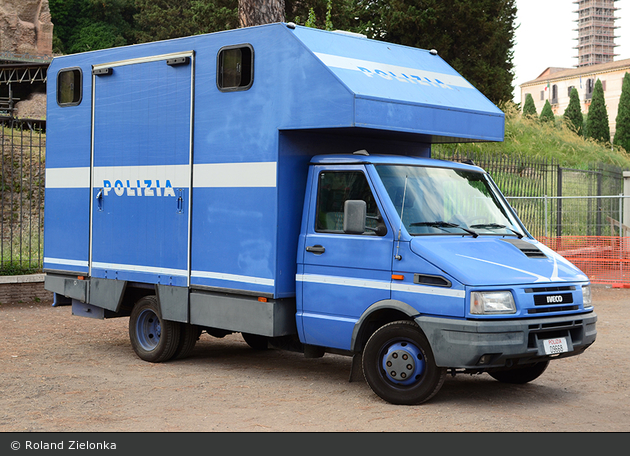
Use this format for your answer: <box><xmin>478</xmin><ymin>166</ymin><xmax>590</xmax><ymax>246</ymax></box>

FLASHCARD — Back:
<box><xmin>96</xmin><ymin>188</ymin><xmax>103</xmax><ymax>212</ymax></box>
<box><xmin>176</xmin><ymin>189</ymin><xmax>184</xmax><ymax>214</ymax></box>
<box><xmin>306</xmin><ymin>245</ymin><xmax>325</xmax><ymax>255</ymax></box>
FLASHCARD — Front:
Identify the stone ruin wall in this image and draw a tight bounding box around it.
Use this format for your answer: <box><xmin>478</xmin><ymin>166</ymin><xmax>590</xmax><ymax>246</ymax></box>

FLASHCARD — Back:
<box><xmin>0</xmin><ymin>0</ymin><xmax>53</xmax><ymax>56</ymax></box>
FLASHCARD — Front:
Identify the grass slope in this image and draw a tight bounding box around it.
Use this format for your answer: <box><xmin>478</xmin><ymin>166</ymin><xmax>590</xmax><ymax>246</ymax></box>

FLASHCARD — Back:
<box><xmin>435</xmin><ymin>103</ymin><xmax>630</xmax><ymax>170</ymax></box>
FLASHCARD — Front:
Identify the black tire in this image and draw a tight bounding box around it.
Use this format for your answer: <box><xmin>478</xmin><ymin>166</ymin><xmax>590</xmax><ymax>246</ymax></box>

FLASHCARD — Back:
<box><xmin>173</xmin><ymin>324</ymin><xmax>202</xmax><ymax>360</ymax></box>
<box><xmin>488</xmin><ymin>361</ymin><xmax>550</xmax><ymax>384</ymax></box>
<box><xmin>362</xmin><ymin>320</ymin><xmax>446</xmax><ymax>405</ymax></box>
<box><xmin>129</xmin><ymin>295</ymin><xmax>180</xmax><ymax>363</ymax></box>
<box><xmin>242</xmin><ymin>332</ymin><xmax>269</xmax><ymax>350</ymax></box>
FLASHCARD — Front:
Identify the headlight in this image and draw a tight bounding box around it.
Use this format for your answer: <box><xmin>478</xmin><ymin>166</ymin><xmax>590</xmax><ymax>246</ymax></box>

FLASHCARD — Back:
<box><xmin>470</xmin><ymin>291</ymin><xmax>516</xmax><ymax>315</ymax></box>
<box><xmin>582</xmin><ymin>285</ymin><xmax>593</xmax><ymax>307</ymax></box>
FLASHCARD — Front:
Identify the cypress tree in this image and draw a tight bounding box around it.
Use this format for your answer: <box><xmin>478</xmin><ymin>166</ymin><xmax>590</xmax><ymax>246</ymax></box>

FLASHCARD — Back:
<box><xmin>522</xmin><ymin>93</ymin><xmax>537</xmax><ymax>118</ymax></box>
<box><xmin>539</xmin><ymin>100</ymin><xmax>554</xmax><ymax>123</ymax></box>
<box><xmin>563</xmin><ymin>87</ymin><xmax>583</xmax><ymax>135</ymax></box>
<box><xmin>614</xmin><ymin>72</ymin><xmax>630</xmax><ymax>151</ymax></box>
<box><xmin>584</xmin><ymin>79</ymin><xmax>610</xmax><ymax>143</ymax></box>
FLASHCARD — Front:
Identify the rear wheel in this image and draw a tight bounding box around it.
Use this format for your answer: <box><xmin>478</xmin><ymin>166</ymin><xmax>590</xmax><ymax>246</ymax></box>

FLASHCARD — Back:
<box><xmin>129</xmin><ymin>295</ymin><xmax>180</xmax><ymax>363</ymax></box>
<box><xmin>173</xmin><ymin>324</ymin><xmax>202</xmax><ymax>360</ymax></box>
<box><xmin>489</xmin><ymin>361</ymin><xmax>550</xmax><ymax>384</ymax></box>
<box><xmin>362</xmin><ymin>320</ymin><xmax>446</xmax><ymax>405</ymax></box>
<box><xmin>242</xmin><ymin>332</ymin><xmax>269</xmax><ymax>350</ymax></box>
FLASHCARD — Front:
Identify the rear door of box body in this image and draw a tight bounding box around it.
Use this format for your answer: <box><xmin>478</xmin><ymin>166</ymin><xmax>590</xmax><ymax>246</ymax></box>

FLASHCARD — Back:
<box><xmin>89</xmin><ymin>52</ymin><xmax>194</xmax><ymax>287</ymax></box>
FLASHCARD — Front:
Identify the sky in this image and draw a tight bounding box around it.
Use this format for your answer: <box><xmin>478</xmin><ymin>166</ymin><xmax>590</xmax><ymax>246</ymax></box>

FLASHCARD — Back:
<box><xmin>513</xmin><ymin>0</ymin><xmax>630</xmax><ymax>101</ymax></box>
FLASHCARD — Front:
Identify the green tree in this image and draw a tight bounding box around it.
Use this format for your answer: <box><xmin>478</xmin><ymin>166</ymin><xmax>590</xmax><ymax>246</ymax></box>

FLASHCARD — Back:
<box><xmin>584</xmin><ymin>79</ymin><xmax>610</xmax><ymax>143</ymax></box>
<box><xmin>134</xmin><ymin>0</ymin><xmax>238</xmax><ymax>43</ymax></box>
<box><xmin>539</xmin><ymin>100</ymin><xmax>554</xmax><ymax>123</ymax></box>
<box><xmin>353</xmin><ymin>0</ymin><xmax>517</xmax><ymax>104</ymax></box>
<box><xmin>325</xmin><ymin>0</ymin><xmax>334</xmax><ymax>30</ymax></box>
<box><xmin>68</xmin><ymin>22</ymin><xmax>127</xmax><ymax>53</ymax></box>
<box><xmin>305</xmin><ymin>7</ymin><xmax>317</xmax><ymax>26</ymax></box>
<box><xmin>49</xmin><ymin>0</ymin><xmax>85</xmax><ymax>53</ymax></box>
<box><xmin>191</xmin><ymin>0</ymin><xmax>239</xmax><ymax>33</ymax></box>
<box><xmin>522</xmin><ymin>93</ymin><xmax>537</xmax><ymax>118</ymax></box>
<box><xmin>563</xmin><ymin>87</ymin><xmax>583</xmax><ymax>135</ymax></box>
<box><xmin>50</xmin><ymin>0</ymin><xmax>519</xmax><ymax>105</ymax></box>
<box><xmin>49</xmin><ymin>0</ymin><xmax>137</xmax><ymax>54</ymax></box>
<box><xmin>614</xmin><ymin>72</ymin><xmax>630</xmax><ymax>151</ymax></box>
<box><xmin>133</xmin><ymin>0</ymin><xmax>188</xmax><ymax>42</ymax></box>
<box><xmin>288</xmin><ymin>0</ymin><xmax>355</xmax><ymax>30</ymax></box>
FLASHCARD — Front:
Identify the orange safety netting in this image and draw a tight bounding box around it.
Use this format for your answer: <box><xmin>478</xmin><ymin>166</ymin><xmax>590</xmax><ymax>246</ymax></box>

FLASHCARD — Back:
<box><xmin>539</xmin><ymin>236</ymin><xmax>630</xmax><ymax>287</ymax></box>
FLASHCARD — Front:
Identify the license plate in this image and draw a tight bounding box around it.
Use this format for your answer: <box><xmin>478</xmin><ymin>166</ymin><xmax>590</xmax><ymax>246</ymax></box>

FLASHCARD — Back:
<box><xmin>543</xmin><ymin>337</ymin><xmax>569</xmax><ymax>355</ymax></box>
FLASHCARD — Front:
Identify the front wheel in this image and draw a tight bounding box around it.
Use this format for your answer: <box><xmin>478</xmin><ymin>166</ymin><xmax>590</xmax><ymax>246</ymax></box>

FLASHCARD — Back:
<box><xmin>129</xmin><ymin>295</ymin><xmax>180</xmax><ymax>363</ymax></box>
<box><xmin>488</xmin><ymin>361</ymin><xmax>550</xmax><ymax>384</ymax></box>
<box><xmin>362</xmin><ymin>320</ymin><xmax>446</xmax><ymax>405</ymax></box>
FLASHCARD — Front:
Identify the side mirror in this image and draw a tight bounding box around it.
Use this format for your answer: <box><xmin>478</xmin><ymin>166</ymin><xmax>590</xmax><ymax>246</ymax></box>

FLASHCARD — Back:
<box><xmin>343</xmin><ymin>200</ymin><xmax>366</xmax><ymax>234</ymax></box>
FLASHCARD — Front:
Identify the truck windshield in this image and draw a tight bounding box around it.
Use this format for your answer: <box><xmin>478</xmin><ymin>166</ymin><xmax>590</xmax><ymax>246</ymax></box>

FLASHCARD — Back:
<box><xmin>375</xmin><ymin>165</ymin><xmax>524</xmax><ymax>237</ymax></box>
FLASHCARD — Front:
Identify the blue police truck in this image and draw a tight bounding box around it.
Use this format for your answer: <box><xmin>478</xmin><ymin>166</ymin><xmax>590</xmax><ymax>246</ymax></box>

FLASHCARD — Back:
<box><xmin>44</xmin><ymin>23</ymin><xmax>597</xmax><ymax>405</ymax></box>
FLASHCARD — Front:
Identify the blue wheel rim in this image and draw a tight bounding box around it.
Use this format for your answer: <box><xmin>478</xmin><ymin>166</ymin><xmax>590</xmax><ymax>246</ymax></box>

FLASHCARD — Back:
<box><xmin>381</xmin><ymin>340</ymin><xmax>425</xmax><ymax>386</ymax></box>
<box><xmin>136</xmin><ymin>308</ymin><xmax>161</xmax><ymax>351</ymax></box>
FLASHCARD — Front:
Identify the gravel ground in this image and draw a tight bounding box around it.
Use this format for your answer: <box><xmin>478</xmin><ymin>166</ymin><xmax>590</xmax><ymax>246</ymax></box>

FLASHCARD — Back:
<box><xmin>0</xmin><ymin>286</ymin><xmax>628</xmax><ymax>433</ymax></box>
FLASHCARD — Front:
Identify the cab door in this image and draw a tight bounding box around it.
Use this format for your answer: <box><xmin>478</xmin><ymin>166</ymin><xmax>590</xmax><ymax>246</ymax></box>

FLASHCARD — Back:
<box><xmin>297</xmin><ymin>165</ymin><xmax>394</xmax><ymax>350</ymax></box>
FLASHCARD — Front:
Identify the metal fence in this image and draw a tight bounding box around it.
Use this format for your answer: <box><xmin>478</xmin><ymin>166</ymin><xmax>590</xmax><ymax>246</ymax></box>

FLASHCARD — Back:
<box><xmin>506</xmin><ymin>195</ymin><xmax>630</xmax><ymax>285</ymax></box>
<box><xmin>507</xmin><ymin>195</ymin><xmax>628</xmax><ymax>238</ymax></box>
<box><xmin>435</xmin><ymin>150</ymin><xmax>625</xmax><ymax>238</ymax></box>
<box><xmin>540</xmin><ymin>235</ymin><xmax>630</xmax><ymax>285</ymax></box>
<box><xmin>0</xmin><ymin>118</ymin><xmax>46</xmax><ymax>274</ymax></box>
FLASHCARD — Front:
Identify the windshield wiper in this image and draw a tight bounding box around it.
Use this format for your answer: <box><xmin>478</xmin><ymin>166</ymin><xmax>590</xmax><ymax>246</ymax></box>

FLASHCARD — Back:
<box><xmin>411</xmin><ymin>221</ymin><xmax>478</xmax><ymax>238</ymax></box>
<box><xmin>470</xmin><ymin>223</ymin><xmax>524</xmax><ymax>238</ymax></box>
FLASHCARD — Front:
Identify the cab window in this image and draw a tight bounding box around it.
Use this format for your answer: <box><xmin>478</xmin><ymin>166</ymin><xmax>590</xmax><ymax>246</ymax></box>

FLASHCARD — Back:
<box><xmin>315</xmin><ymin>171</ymin><xmax>386</xmax><ymax>235</ymax></box>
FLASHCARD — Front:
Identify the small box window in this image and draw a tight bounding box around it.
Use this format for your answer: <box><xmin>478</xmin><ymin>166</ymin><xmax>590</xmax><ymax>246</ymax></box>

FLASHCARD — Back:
<box><xmin>57</xmin><ymin>68</ymin><xmax>82</xmax><ymax>106</ymax></box>
<box><xmin>217</xmin><ymin>45</ymin><xmax>254</xmax><ymax>91</ymax></box>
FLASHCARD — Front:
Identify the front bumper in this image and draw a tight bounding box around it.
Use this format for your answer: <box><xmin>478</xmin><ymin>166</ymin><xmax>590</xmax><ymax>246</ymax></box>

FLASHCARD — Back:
<box><xmin>415</xmin><ymin>312</ymin><xmax>597</xmax><ymax>369</ymax></box>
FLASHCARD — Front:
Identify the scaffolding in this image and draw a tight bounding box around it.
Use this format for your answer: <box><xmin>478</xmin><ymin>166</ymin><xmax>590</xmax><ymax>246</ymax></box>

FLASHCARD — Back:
<box><xmin>573</xmin><ymin>0</ymin><xmax>619</xmax><ymax>67</ymax></box>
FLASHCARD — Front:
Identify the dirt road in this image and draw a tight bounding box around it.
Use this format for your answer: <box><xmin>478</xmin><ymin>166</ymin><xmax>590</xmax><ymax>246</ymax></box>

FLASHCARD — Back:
<box><xmin>1</xmin><ymin>287</ymin><xmax>628</xmax><ymax>432</ymax></box>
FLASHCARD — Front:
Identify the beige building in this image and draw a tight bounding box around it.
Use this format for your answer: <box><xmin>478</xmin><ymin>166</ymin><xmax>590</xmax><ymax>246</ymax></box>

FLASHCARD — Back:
<box><xmin>520</xmin><ymin>58</ymin><xmax>630</xmax><ymax>138</ymax></box>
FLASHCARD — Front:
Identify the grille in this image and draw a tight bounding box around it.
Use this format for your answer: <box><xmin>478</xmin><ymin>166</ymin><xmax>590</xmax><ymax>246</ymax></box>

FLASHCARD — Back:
<box><xmin>525</xmin><ymin>286</ymin><xmax>576</xmax><ymax>293</ymax></box>
<box><xmin>528</xmin><ymin>305</ymin><xmax>579</xmax><ymax>314</ymax></box>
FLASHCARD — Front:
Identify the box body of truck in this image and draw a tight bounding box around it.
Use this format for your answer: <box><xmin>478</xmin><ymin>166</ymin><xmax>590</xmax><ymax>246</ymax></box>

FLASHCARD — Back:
<box><xmin>44</xmin><ymin>23</ymin><xmax>596</xmax><ymax>405</ymax></box>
